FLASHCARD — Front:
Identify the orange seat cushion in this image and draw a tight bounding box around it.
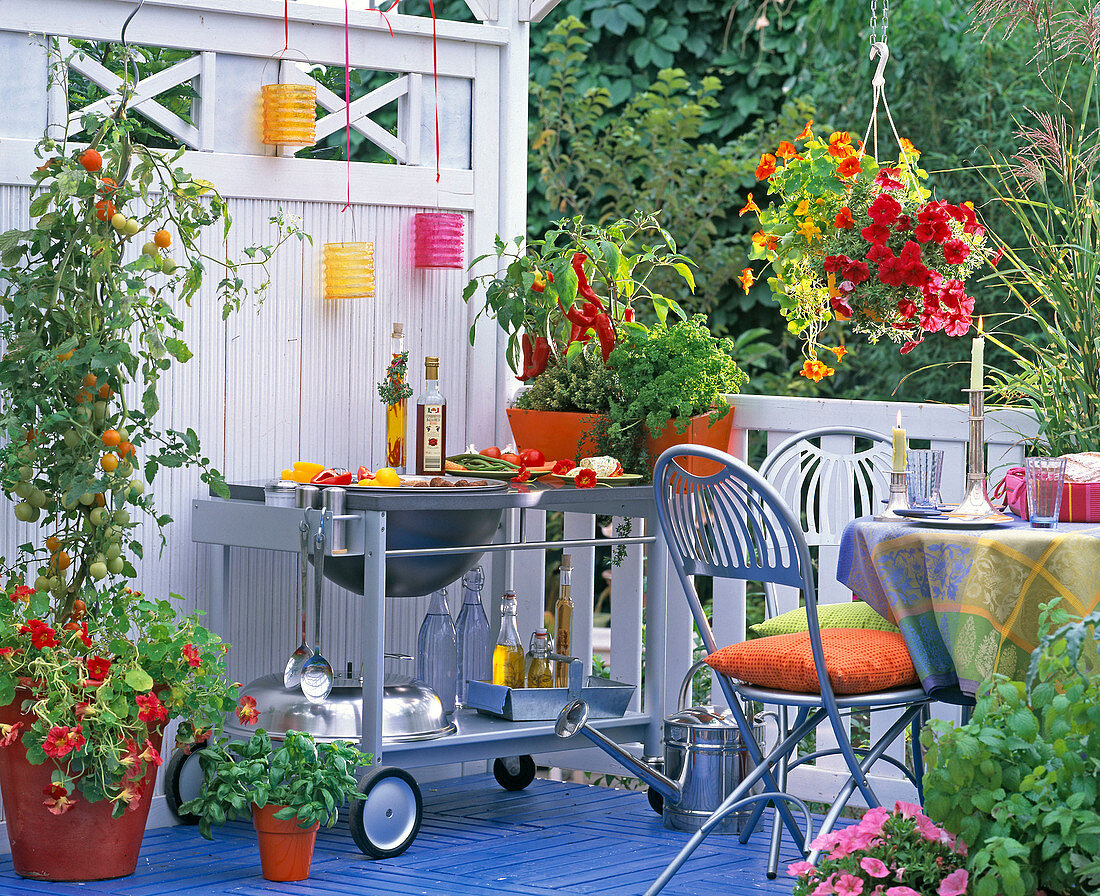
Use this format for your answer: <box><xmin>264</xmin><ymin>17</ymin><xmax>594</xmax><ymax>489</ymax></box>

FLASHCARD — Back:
<box><xmin>704</xmin><ymin>628</ymin><xmax>920</xmax><ymax>696</ymax></box>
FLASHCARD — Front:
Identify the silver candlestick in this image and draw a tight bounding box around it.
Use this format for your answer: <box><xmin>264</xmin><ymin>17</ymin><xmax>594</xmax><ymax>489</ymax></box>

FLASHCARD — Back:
<box><xmin>955</xmin><ymin>388</ymin><xmax>998</xmax><ymax>517</ymax></box>
<box><xmin>876</xmin><ymin>470</ymin><xmax>910</xmax><ymax>521</ymax></box>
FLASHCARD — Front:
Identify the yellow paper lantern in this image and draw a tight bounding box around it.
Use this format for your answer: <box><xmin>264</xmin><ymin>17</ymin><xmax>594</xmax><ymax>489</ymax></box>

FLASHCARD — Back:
<box><xmin>262</xmin><ymin>84</ymin><xmax>317</xmax><ymax>147</ymax></box>
<box><xmin>323</xmin><ymin>242</ymin><xmax>375</xmax><ymax>300</ymax></box>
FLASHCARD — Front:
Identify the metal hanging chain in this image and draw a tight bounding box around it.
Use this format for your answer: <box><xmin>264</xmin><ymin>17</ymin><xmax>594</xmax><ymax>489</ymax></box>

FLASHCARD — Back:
<box><xmin>860</xmin><ymin>0</ymin><xmax>915</xmax><ymax>188</ymax></box>
<box><xmin>868</xmin><ymin>0</ymin><xmax>889</xmax><ymax>48</ymax></box>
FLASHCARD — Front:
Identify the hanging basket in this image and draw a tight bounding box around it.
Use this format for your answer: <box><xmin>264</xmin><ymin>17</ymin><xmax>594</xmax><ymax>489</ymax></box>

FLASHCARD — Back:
<box><xmin>413</xmin><ymin>213</ymin><xmax>465</xmax><ymax>269</ymax></box>
<box><xmin>262</xmin><ymin>84</ymin><xmax>317</xmax><ymax>147</ymax></box>
<box><xmin>323</xmin><ymin>242</ymin><xmax>375</xmax><ymax>300</ymax></box>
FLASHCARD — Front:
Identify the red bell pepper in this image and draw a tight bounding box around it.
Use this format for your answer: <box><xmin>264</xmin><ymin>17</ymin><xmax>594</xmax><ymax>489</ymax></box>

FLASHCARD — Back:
<box><xmin>311</xmin><ymin>468</ymin><xmax>354</xmax><ymax>486</ymax></box>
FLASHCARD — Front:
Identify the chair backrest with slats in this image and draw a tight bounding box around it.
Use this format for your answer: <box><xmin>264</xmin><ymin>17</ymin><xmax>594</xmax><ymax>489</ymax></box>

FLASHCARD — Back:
<box><xmin>654</xmin><ymin>446</ymin><xmax>818</xmax><ymax>656</ymax></box>
<box><xmin>759</xmin><ymin>427</ymin><xmax>891</xmax><ymax>547</ymax></box>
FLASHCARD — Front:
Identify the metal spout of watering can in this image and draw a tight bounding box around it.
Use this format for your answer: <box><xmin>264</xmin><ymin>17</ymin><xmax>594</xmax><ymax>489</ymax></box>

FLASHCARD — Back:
<box><xmin>554</xmin><ymin>698</ymin><xmax>682</xmax><ymax>806</ymax></box>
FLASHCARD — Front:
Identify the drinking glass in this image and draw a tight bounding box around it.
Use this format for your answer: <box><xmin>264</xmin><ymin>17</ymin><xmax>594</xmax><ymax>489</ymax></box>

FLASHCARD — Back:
<box><xmin>1024</xmin><ymin>456</ymin><xmax>1066</xmax><ymax>529</ymax></box>
<box><xmin>906</xmin><ymin>449</ymin><xmax>944</xmax><ymax>508</ymax></box>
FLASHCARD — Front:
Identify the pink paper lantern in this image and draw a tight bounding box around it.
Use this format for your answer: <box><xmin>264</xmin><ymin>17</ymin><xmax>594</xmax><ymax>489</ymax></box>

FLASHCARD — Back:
<box><xmin>414</xmin><ymin>212</ymin><xmax>465</xmax><ymax>269</ymax></box>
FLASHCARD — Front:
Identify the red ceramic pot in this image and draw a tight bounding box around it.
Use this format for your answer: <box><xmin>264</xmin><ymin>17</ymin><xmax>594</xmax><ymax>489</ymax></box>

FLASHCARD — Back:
<box><xmin>0</xmin><ymin>689</ymin><xmax>161</xmax><ymax>881</ymax></box>
<box><xmin>643</xmin><ymin>406</ymin><xmax>735</xmax><ymax>475</ymax></box>
<box><xmin>252</xmin><ymin>803</ymin><xmax>319</xmax><ymax>882</ymax></box>
<box><xmin>506</xmin><ymin>408</ymin><xmax>601</xmax><ymax>463</ymax></box>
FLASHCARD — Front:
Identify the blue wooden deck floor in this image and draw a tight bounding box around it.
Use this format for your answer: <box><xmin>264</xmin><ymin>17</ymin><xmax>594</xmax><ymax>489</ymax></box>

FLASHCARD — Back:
<box><xmin>0</xmin><ymin>774</ymin><xmax>807</xmax><ymax>895</ymax></box>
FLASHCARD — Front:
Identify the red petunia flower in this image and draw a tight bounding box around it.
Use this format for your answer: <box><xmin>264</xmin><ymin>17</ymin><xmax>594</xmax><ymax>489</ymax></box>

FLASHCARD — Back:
<box><xmin>874</xmin><ymin>167</ymin><xmax>904</xmax><ymax>190</ymax></box>
<box><xmin>861</xmin><ymin>223</ymin><xmax>892</xmax><ymax>246</ymax></box>
<box><xmin>43</xmin><ymin>724</ymin><xmax>85</xmax><ymax>759</ymax></box>
<box><xmin>894</xmin><ymin>214</ymin><xmax>912</xmax><ymax>232</ymax></box>
<box><xmin>136</xmin><ymin>692</ymin><xmax>167</xmax><ymax>725</ymax></box>
<box><xmin>574</xmin><ymin>469</ymin><xmax>598</xmax><ymax>489</ymax></box>
<box><xmin>755</xmin><ymin>153</ymin><xmax>777</xmax><ymax>180</ymax></box>
<box><xmin>989</xmin><ymin>247</ymin><xmax>1004</xmax><ymax>267</ymax></box>
<box><xmin>900</xmin><ymin>334</ymin><xmax>925</xmax><ymax>354</ymax></box>
<box><xmin>551</xmin><ymin>459</ymin><xmax>576</xmax><ymax>476</ymax></box>
<box><xmin>236</xmin><ymin>695</ymin><xmax>260</xmax><ymax>726</ymax></box>
<box><xmin>943</xmin><ymin>238</ymin><xmax>971</xmax><ymax>264</ymax></box>
<box><xmin>87</xmin><ymin>655</ymin><xmax>111</xmax><ymax>682</ymax></box>
<box><xmin>18</xmin><ymin>620</ymin><xmax>57</xmax><ymax>650</ymax></box>
<box><xmin>865</xmin><ymin>243</ymin><xmax>894</xmax><ymax>265</ymax></box>
<box><xmin>43</xmin><ymin>783</ymin><xmax>75</xmax><ymax>816</ymax></box>
<box><xmin>834</xmin><ymin>207</ymin><xmax>855</xmax><ymax>230</ymax></box>
<box><xmin>182</xmin><ymin>644</ymin><xmax>202</xmax><ymax>668</ymax></box>
<box><xmin>0</xmin><ymin>721</ymin><xmax>23</xmax><ymax>747</ymax></box>
<box><xmin>0</xmin><ymin>647</ymin><xmax>14</xmax><ymax>659</ymax></box>
<box><xmin>867</xmin><ymin>193</ymin><xmax>902</xmax><ymax>226</ymax></box>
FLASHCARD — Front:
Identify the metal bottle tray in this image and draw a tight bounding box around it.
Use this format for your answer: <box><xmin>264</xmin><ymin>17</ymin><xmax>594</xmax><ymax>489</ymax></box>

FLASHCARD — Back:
<box><xmin>466</xmin><ymin>672</ymin><xmax>635</xmax><ymax>722</ymax></box>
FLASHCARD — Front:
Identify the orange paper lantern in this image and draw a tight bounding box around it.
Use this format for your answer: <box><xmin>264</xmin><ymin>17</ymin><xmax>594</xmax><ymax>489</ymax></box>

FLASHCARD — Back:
<box><xmin>323</xmin><ymin>242</ymin><xmax>375</xmax><ymax>300</ymax></box>
<box><xmin>262</xmin><ymin>84</ymin><xmax>317</xmax><ymax>147</ymax></box>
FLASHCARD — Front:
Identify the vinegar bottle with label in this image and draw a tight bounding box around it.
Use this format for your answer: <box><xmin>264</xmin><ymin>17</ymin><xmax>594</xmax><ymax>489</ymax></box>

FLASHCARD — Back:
<box><xmin>415</xmin><ymin>356</ymin><xmax>447</xmax><ymax>475</ymax></box>
<box><xmin>554</xmin><ymin>553</ymin><xmax>574</xmax><ymax>687</ymax></box>
<box><xmin>491</xmin><ymin>590</ymin><xmax>525</xmax><ymax>689</ymax></box>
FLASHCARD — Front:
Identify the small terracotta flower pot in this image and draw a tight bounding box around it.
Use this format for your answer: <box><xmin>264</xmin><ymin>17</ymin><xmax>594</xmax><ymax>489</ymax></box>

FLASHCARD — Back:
<box><xmin>252</xmin><ymin>803</ymin><xmax>319</xmax><ymax>882</ymax></box>
<box><xmin>506</xmin><ymin>408</ymin><xmax>602</xmax><ymax>463</ymax></box>
<box><xmin>643</xmin><ymin>406</ymin><xmax>735</xmax><ymax>475</ymax></box>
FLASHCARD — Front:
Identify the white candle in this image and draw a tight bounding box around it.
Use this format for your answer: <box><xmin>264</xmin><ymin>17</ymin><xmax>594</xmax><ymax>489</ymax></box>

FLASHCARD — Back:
<box><xmin>970</xmin><ymin>318</ymin><xmax>985</xmax><ymax>391</ymax></box>
<box><xmin>892</xmin><ymin>411</ymin><xmax>906</xmax><ymax>471</ymax></box>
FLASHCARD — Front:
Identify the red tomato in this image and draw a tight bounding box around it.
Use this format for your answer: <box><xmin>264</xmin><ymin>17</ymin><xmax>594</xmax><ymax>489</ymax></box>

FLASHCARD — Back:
<box><xmin>519</xmin><ymin>448</ymin><xmax>545</xmax><ymax>466</ymax></box>
<box><xmin>501</xmin><ymin>452</ymin><xmax>522</xmax><ymax>466</ymax></box>
<box><xmin>79</xmin><ymin>149</ymin><xmax>102</xmax><ymax>173</ymax></box>
<box><xmin>479</xmin><ymin>446</ymin><xmax>502</xmax><ymax>459</ymax></box>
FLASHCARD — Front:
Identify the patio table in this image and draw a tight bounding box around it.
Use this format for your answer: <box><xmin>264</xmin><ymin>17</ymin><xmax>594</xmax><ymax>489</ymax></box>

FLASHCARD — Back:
<box><xmin>836</xmin><ymin>516</ymin><xmax>1100</xmax><ymax>697</ymax></box>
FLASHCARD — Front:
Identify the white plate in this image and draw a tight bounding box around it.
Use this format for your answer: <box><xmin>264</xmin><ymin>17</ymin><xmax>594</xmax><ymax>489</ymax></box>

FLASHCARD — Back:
<box><xmin>910</xmin><ymin>514</ymin><xmax>1013</xmax><ymax>529</ymax></box>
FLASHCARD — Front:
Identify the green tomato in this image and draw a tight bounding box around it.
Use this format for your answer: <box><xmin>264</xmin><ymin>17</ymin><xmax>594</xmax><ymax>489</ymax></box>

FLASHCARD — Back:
<box><xmin>141</xmin><ymin>241</ymin><xmax>160</xmax><ymax>258</ymax></box>
<box><xmin>110</xmin><ymin>212</ymin><xmax>128</xmax><ymax>232</ymax></box>
<box><xmin>14</xmin><ymin>502</ymin><xmax>39</xmax><ymax>523</ymax></box>
<box><xmin>118</xmin><ymin>427</ymin><xmax>130</xmax><ymax>442</ymax></box>
<box><xmin>13</xmin><ymin>481</ymin><xmax>32</xmax><ymax>500</ymax></box>
<box><xmin>79</xmin><ymin>492</ymin><xmax>96</xmax><ymax>507</ymax></box>
<box><xmin>89</xmin><ymin>506</ymin><xmax>109</xmax><ymax>526</ymax></box>
<box><xmin>33</xmin><ymin>575</ymin><xmax>50</xmax><ymax>591</ymax></box>
<box><xmin>88</xmin><ymin>561</ymin><xmax>108</xmax><ymax>581</ymax></box>
<box><xmin>117</xmin><ymin>460</ymin><xmax>133</xmax><ymax>477</ymax></box>
<box><xmin>63</xmin><ymin>429</ymin><xmax>80</xmax><ymax>448</ymax></box>
<box><xmin>105</xmin><ymin>543</ymin><xmax>122</xmax><ymax>560</ymax></box>
<box><xmin>29</xmin><ymin>489</ymin><xmax>48</xmax><ymax>508</ymax></box>
<box><xmin>62</xmin><ymin>494</ymin><xmax>79</xmax><ymax>511</ymax></box>
<box><xmin>160</xmin><ymin>257</ymin><xmax>178</xmax><ymax>275</ymax></box>
<box><xmin>93</xmin><ymin>401</ymin><xmax>107</xmax><ymax>421</ymax></box>
<box><xmin>113</xmin><ymin>509</ymin><xmax>130</xmax><ymax>525</ymax></box>
<box><xmin>107</xmin><ymin>556</ymin><xmax>125</xmax><ymax>575</ymax></box>
<box><xmin>18</xmin><ymin>466</ymin><xmax>32</xmax><ymax>482</ymax></box>
<box><xmin>124</xmin><ymin>218</ymin><xmax>141</xmax><ymax>236</ymax></box>
<box><xmin>105</xmin><ymin>525</ymin><xmax>123</xmax><ymax>543</ymax></box>
<box><xmin>75</xmin><ymin>406</ymin><xmax>92</xmax><ymax>424</ymax></box>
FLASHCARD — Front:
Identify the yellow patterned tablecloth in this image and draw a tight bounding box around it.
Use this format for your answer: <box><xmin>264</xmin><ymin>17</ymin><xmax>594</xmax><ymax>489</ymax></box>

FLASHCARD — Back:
<box><xmin>836</xmin><ymin>517</ymin><xmax>1100</xmax><ymax>695</ymax></box>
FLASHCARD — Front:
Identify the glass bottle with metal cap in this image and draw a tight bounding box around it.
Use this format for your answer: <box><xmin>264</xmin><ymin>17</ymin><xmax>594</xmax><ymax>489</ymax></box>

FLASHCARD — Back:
<box><xmin>491</xmin><ymin>590</ymin><xmax>525</xmax><ymax>689</ymax></box>
<box><xmin>456</xmin><ymin>566</ymin><xmax>491</xmax><ymax>703</ymax></box>
<box><xmin>415</xmin><ymin>356</ymin><xmax>446</xmax><ymax>475</ymax></box>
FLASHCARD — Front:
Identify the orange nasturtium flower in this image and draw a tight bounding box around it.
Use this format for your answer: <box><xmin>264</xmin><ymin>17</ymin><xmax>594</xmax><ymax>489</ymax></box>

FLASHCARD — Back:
<box><xmin>830</xmin><ymin>345</ymin><xmax>849</xmax><ymax>363</ymax></box>
<box><xmin>899</xmin><ymin>137</ymin><xmax>921</xmax><ymax>159</ymax></box>
<box><xmin>795</xmin><ymin>121</ymin><xmax>813</xmax><ymax>141</ymax></box>
<box><xmin>739</xmin><ymin>268</ymin><xmax>754</xmax><ymax>294</ymax></box>
<box><xmin>755</xmin><ymin>153</ymin><xmax>777</xmax><ymax>180</ymax></box>
<box><xmin>775</xmin><ymin>141</ymin><xmax>798</xmax><ymax>160</ymax></box>
<box><xmin>794</xmin><ymin>199</ymin><xmax>810</xmax><ymax>217</ymax></box>
<box><xmin>797</xmin><ymin>218</ymin><xmax>821</xmax><ymax>241</ymax></box>
<box><xmin>800</xmin><ymin>358</ymin><xmax>835</xmax><ymax>382</ymax></box>
<box><xmin>752</xmin><ymin>231</ymin><xmax>778</xmax><ymax>252</ymax></box>
<box><xmin>835</xmin><ymin>206</ymin><xmax>855</xmax><ymax>229</ymax></box>
<box><xmin>739</xmin><ymin>193</ymin><xmax>759</xmax><ymax>217</ymax></box>
<box><xmin>836</xmin><ymin>156</ymin><xmax>862</xmax><ymax>179</ymax></box>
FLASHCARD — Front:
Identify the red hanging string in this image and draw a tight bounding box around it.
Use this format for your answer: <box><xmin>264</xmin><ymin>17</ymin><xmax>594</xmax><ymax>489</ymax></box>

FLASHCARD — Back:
<box><xmin>343</xmin><ymin>0</ymin><xmax>352</xmax><ymax>212</ymax></box>
<box><xmin>281</xmin><ymin>0</ymin><xmax>290</xmax><ymax>55</ymax></box>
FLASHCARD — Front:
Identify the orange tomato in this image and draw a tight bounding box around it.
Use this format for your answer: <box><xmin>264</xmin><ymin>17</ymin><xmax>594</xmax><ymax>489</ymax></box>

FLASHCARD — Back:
<box><xmin>98</xmin><ymin>177</ymin><xmax>117</xmax><ymax>194</ymax></box>
<box><xmin>117</xmin><ymin>441</ymin><xmax>134</xmax><ymax>458</ymax></box>
<box><xmin>95</xmin><ymin>200</ymin><xmax>116</xmax><ymax>222</ymax></box>
<box><xmin>94</xmin><ymin>493</ymin><xmax>106</xmax><ymax>507</ymax></box>
<box><xmin>100</xmin><ymin>453</ymin><xmax>118</xmax><ymax>472</ymax></box>
<box><xmin>79</xmin><ymin>149</ymin><xmax>102</xmax><ymax>172</ymax></box>
<box><xmin>101</xmin><ymin>429</ymin><xmax>121</xmax><ymax>448</ymax></box>
<box><xmin>82</xmin><ymin>373</ymin><xmax>97</xmax><ymax>388</ymax></box>
<box><xmin>153</xmin><ymin>229</ymin><xmax>172</xmax><ymax>248</ymax></box>
<box><xmin>45</xmin><ymin>535</ymin><xmax>61</xmax><ymax>552</ymax></box>
<box><xmin>75</xmin><ymin>389</ymin><xmax>92</xmax><ymax>404</ymax></box>
<box><xmin>98</xmin><ymin>383</ymin><xmax>112</xmax><ymax>400</ymax></box>
<box><xmin>53</xmin><ymin>551</ymin><xmax>71</xmax><ymax>570</ymax></box>
<box><xmin>56</xmin><ymin>349</ymin><xmax>74</xmax><ymax>362</ymax></box>
<box><xmin>71</xmin><ymin>599</ymin><xmax>86</xmax><ymax>620</ymax></box>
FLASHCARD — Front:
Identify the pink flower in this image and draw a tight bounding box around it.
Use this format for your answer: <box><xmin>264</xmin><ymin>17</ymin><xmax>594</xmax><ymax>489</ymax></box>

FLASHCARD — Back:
<box><xmin>835</xmin><ymin>873</ymin><xmax>865</xmax><ymax>896</ymax></box>
<box><xmin>860</xmin><ymin>857</ymin><xmax>890</xmax><ymax>878</ymax></box>
<box><xmin>885</xmin><ymin>889</ymin><xmax>922</xmax><ymax>896</ymax></box>
<box><xmin>809</xmin><ymin>830</ymin><xmax>842</xmax><ymax>853</ymax></box>
<box><xmin>787</xmin><ymin>860</ymin><xmax>815</xmax><ymax>878</ymax></box>
<box><xmin>938</xmin><ymin>869</ymin><xmax>968</xmax><ymax>896</ymax></box>
<box><xmin>900</xmin><ymin>335</ymin><xmax>924</xmax><ymax>354</ymax></box>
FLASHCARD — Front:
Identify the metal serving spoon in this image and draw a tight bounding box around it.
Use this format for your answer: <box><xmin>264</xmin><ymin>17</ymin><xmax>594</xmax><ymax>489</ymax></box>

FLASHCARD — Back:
<box><xmin>301</xmin><ymin>512</ymin><xmax>334</xmax><ymax>704</ymax></box>
<box><xmin>282</xmin><ymin>519</ymin><xmax>314</xmax><ymax>688</ymax></box>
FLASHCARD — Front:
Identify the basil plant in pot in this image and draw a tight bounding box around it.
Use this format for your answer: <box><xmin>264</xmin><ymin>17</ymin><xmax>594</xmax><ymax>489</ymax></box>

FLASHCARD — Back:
<box><xmin>0</xmin><ymin>56</ymin><xmax>302</xmax><ymax>881</ymax></box>
<box><xmin>464</xmin><ymin>213</ymin><xmax>747</xmax><ymax>474</ymax></box>
<box><xmin>180</xmin><ymin>729</ymin><xmax>372</xmax><ymax>882</ymax></box>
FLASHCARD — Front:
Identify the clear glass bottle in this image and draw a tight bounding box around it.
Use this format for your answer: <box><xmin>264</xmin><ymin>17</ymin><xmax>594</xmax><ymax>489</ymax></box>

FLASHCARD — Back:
<box><xmin>491</xmin><ymin>590</ymin><xmax>525</xmax><ymax>689</ymax></box>
<box><xmin>415</xmin><ymin>356</ymin><xmax>447</xmax><ymax>475</ymax></box>
<box><xmin>455</xmin><ymin>566</ymin><xmax>491</xmax><ymax>703</ymax></box>
<box><xmin>416</xmin><ymin>587</ymin><xmax>457</xmax><ymax>716</ymax></box>
<box><xmin>554</xmin><ymin>553</ymin><xmax>575</xmax><ymax>687</ymax></box>
<box><xmin>526</xmin><ymin>628</ymin><xmax>553</xmax><ymax>688</ymax></box>
<box><xmin>384</xmin><ymin>323</ymin><xmax>408</xmax><ymax>473</ymax></box>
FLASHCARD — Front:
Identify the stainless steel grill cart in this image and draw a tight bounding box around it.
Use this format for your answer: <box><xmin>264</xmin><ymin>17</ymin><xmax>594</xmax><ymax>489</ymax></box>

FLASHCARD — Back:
<box><xmin>182</xmin><ymin>480</ymin><xmax>672</xmax><ymax>857</ymax></box>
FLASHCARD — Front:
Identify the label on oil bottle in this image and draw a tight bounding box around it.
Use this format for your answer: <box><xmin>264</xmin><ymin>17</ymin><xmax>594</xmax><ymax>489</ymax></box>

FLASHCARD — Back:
<box><xmin>422</xmin><ymin>404</ymin><xmax>444</xmax><ymax>471</ymax></box>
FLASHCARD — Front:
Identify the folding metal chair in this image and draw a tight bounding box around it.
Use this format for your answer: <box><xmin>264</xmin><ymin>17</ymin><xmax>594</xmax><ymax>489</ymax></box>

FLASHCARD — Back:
<box><xmin>646</xmin><ymin>445</ymin><xmax>931</xmax><ymax>895</ymax></box>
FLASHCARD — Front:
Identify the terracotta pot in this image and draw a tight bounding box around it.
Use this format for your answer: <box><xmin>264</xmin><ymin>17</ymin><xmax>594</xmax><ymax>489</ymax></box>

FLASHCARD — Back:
<box><xmin>506</xmin><ymin>407</ymin><xmax>602</xmax><ymax>462</ymax></box>
<box><xmin>643</xmin><ymin>406</ymin><xmax>735</xmax><ymax>475</ymax></box>
<box><xmin>0</xmin><ymin>689</ymin><xmax>161</xmax><ymax>881</ymax></box>
<box><xmin>252</xmin><ymin>803</ymin><xmax>319</xmax><ymax>882</ymax></box>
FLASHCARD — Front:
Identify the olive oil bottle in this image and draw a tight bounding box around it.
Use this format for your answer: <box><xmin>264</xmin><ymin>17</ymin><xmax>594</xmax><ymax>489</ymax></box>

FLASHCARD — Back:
<box><xmin>554</xmin><ymin>554</ymin><xmax>574</xmax><ymax>686</ymax></box>
<box><xmin>491</xmin><ymin>590</ymin><xmax>525</xmax><ymax>689</ymax></box>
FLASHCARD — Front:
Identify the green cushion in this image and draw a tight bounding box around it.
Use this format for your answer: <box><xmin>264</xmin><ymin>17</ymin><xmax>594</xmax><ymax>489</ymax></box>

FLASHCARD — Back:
<box><xmin>748</xmin><ymin>601</ymin><xmax>899</xmax><ymax>639</ymax></box>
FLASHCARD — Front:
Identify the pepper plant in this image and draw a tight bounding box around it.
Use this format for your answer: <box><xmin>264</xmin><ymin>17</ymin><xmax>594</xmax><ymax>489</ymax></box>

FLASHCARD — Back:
<box><xmin>180</xmin><ymin>729</ymin><xmax>372</xmax><ymax>839</ymax></box>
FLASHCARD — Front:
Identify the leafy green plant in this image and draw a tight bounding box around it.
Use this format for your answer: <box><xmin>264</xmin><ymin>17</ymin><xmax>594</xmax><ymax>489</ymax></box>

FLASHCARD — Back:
<box><xmin>180</xmin><ymin>729</ymin><xmax>371</xmax><ymax>839</ymax></box>
<box><xmin>609</xmin><ymin>314</ymin><xmax>747</xmax><ymax>440</ymax></box>
<box><xmin>922</xmin><ymin>602</ymin><xmax>1100</xmax><ymax>896</ymax></box>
